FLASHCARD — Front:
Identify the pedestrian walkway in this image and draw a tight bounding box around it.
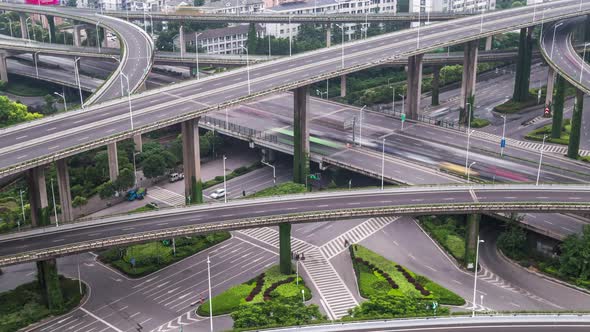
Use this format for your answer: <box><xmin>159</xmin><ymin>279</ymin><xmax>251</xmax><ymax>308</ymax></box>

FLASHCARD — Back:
<box><xmin>237</xmin><ymin>227</ymin><xmax>359</xmax><ymax>320</ymax></box>
<box><xmin>319</xmin><ymin>217</ymin><xmax>399</xmax><ymax>260</ymax></box>
<box><xmin>472</xmin><ymin>131</ymin><xmax>590</xmax><ymax>157</ymax></box>
<box><xmin>148</xmin><ymin>186</ymin><xmax>185</xmax><ymax>207</ymax></box>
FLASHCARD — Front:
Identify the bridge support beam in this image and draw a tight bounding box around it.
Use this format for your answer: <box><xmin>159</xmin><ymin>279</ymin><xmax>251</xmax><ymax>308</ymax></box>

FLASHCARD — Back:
<box><xmin>545</xmin><ymin>66</ymin><xmax>556</xmax><ymax>108</ymax></box>
<box><xmin>107</xmin><ymin>142</ymin><xmax>119</xmax><ymax>182</ymax></box>
<box><xmin>326</xmin><ymin>24</ymin><xmax>331</xmax><ymax>47</ymax></box>
<box><xmin>293</xmin><ymin>86</ymin><xmax>309</xmax><ymax>185</ymax></box>
<box><xmin>27</xmin><ymin>166</ymin><xmax>49</xmax><ymax>227</ymax></box>
<box><xmin>179</xmin><ymin>25</ymin><xmax>186</xmax><ymax>58</ymax></box>
<box><xmin>133</xmin><ymin>134</ymin><xmax>143</xmax><ymax>152</ymax></box>
<box><xmin>464</xmin><ymin>214</ymin><xmax>480</xmax><ymax>270</ymax></box>
<box><xmin>551</xmin><ymin>74</ymin><xmax>566</xmax><ymax>139</ymax></box>
<box><xmin>279</xmin><ymin>223</ymin><xmax>292</xmax><ymax>275</ymax></box>
<box><xmin>512</xmin><ymin>28</ymin><xmax>533</xmax><ymax>103</ymax></box>
<box><xmin>73</xmin><ymin>25</ymin><xmax>83</xmax><ymax>47</ymax></box>
<box><xmin>46</xmin><ymin>15</ymin><xmax>56</xmax><ymax>43</ymax></box>
<box><xmin>36</xmin><ymin>259</ymin><xmax>64</xmax><ymax>311</ymax></box>
<box><xmin>182</xmin><ymin>118</ymin><xmax>203</xmax><ymax>205</ymax></box>
<box><xmin>460</xmin><ymin>40</ymin><xmax>478</xmax><ymax>124</ymax></box>
<box><xmin>406</xmin><ymin>54</ymin><xmax>423</xmax><ymax>120</ymax></box>
<box><xmin>567</xmin><ymin>89</ymin><xmax>584</xmax><ymax>159</ymax></box>
<box><xmin>431</xmin><ymin>65</ymin><xmax>440</xmax><ymax>106</ymax></box>
<box><xmin>19</xmin><ymin>14</ymin><xmax>28</xmax><ymax>40</ymax></box>
<box><xmin>56</xmin><ymin>159</ymin><xmax>74</xmax><ymax>222</ymax></box>
<box><xmin>340</xmin><ymin>75</ymin><xmax>346</xmax><ymax>98</ymax></box>
<box><xmin>485</xmin><ymin>36</ymin><xmax>492</xmax><ymax>51</ymax></box>
<box><xmin>0</xmin><ymin>51</ymin><xmax>7</xmax><ymax>83</ymax></box>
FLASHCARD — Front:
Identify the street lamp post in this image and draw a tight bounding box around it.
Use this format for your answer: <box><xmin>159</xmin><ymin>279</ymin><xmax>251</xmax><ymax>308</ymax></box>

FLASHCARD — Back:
<box><xmin>120</xmin><ymin>72</ymin><xmax>133</xmax><ymax>130</ymax></box>
<box><xmin>207</xmin><ymin>256</ymin><xmax>213</xmax><ymax>332</ymax></box>
<box><xmin>465</xmin><ymin>129</ymin><xmax>474</xmax><ymax>176</ymax></box>
<box><xmin>132</xmin><ymin>151</ymin><xmax>140</xmax><ymax>186</ymax></box>
<box><xmin>74</xmin><ymin>57</ymin><xmax>84</xmax><ymax>109</ymax></box>
<box><xmin>579</xmin><ymin>42</ymin><xmax>590</xmax><ymax>83</ymax></box>
<box><xmin>467</xmin><ymin>161</ymin><xmax>476</xmax><ymax>184</ymax></box>
<box><xmin>388</xmin><ymin>78</ymin><xmax>395</xmax><ymax>113</ymax></box>
<box><xmin>195</xmin><ymin>32</ymin><xmax>202</xmax><ymax>80</ymax></box>
<box><xmin>500</xmin><ymin>114</ymin><xmax>506</xmax><ymax>157</ymax></box>
<box><xmin>480</xmin><ymin>9</ymin><xmax>485</xmax><ymax>33</ymax></box>
<box><xmin>536</xmin><ymin>135</ymin><xmax>548</xmax><ymax>186</ymax></box>
<box><xmin>7</xmin><ymin>17</ymin><xmax>13</xmax><ymax>37</ymax></box>
<box><xmin>288</xmin><ymin>15</ymin><xmax>292</xmax><ymax>57</ymax></box>
<box><xmin>335</xmin><ymin>23</ymin><xmax>345</xmax><ymax>68</ymax></box>
<box><xmin>50</xmin><ymin>178</ymin><xmax>58</xmax><ymax>227</ymax></box>
<box><xmin>54</xmin><ymin>91</ymin><xmax>67</xmax><ymax>112</ymax></box>
<box><xmin>550</xmin><ymin>23</ymin><xmax>564</xmax><ymax>60</ymax></box>
<box><xmin>315</xmin><ymin>89</ymin><xmax>327</xmax><ymax>99</ymax></box>
<box><xmin>399</xmin><ymin>93</ymin><xmax>405</xmax><ymax>117</ymax></box>
<box><xmin>33</xmin><ymin>51</ymin><xmax>40</xmax><ymax>78</ymax></box>
<box><xmin>358</xmin><ymin>105</ymin><xmax>366</xmax><ymax>147</ymax></box>
<box><xmin>95</xmin><ymin>21</ymin><xmax>101</xmax><ymax>53</ymax></box>
<box><xmin>239</xmin><ymin>46</ymin><xmax>251</xmax><ymax>94</ymax></box>
<box><xmin>18</xmin><ymin>190</ymin><xmax>24</xmax><ymax>231</ymax></box>
<box><xmin>471</xmin><ymin>236</ymin><xmax>485</xmax><ymax>317</ymax></box>
<box><xmin>223</xmin><ymin>155</ymin><xmax>228</xmax><ymax>203</ymax></box>
<box><xmin>261</xmin><ymin>159</ymin><xmax>276</xmax><ymax>185</ymax></box>
<box><xmin>381</xmin><ymin>138</ymin><xmax>385</xmax><ymax>190</ymax></box>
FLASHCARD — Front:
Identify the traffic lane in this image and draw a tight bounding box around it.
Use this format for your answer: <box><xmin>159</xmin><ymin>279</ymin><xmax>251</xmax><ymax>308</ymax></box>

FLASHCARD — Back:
<box><xmin>0</xmin><ymin>1</ymin><xmax>578</xmax><ymax>169</ymax></box>
<box><xmin>292</xmin><ymin>323</ymin><xmax>590</xmax><ymax>332</ymax></box>
<box><xmin>479</xmin><ymin>229</ymin><xmax>590</xmax><ymax>310</ymax></box>
<box><xmin>520</xmin><ymin>213</ymin><xmax>585</xmax><ymax>238</ymax></box>
<box><xmin>362</xmin><ymin>218</ymin><xmax>547</xmax><ymax>311</ymax></box>
<box><xmin>3</xmin><ymin>187</ymin><xmax>590</xmax><ymax>259</ymax></box>
<box><xmin>292</xmin><ymin>219</ymin><xmax>364</xmax><ymax>246</ymax></box>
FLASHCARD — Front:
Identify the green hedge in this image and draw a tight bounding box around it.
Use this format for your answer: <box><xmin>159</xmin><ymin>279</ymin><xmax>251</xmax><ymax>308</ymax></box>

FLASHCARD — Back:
<box><xmin>197</xmin><ymin>265</ymin><xmax>311</xmax><ymax>316</ymax></box>
<box><xmin>248</xmin><ymin>182</ymin><xmax>306</xmax><ymax>198</ymax></box>
<box><xmin>525</xmin><ymin>119</ymin><xmax>571</xmax><ymax>145</ymax></box>
<box><xmin>0</xmin><ymin>276</ymin><xmax>85</xmax><ymax>332</ymax></box>
<box><xmin>98</xmin><ymin>232</ymin><xmax>230</xmax><ymax>278</ymax></box>
<box><xmin>202</xmin><ymin>161</ymin><xmax>262</xmax><ymax>189</ymax></box>
<box><xmin>350</xmin><ymin>245</ymin><xmax>464</xmax><ymax>306</ymax></box>
<box><xmin>493</xmin><ymin>97</ymin><xmax>538</xmax><ymax>114</ymax></box>
<box><xmin>470</xmin><ymin>118</ymin><xmax>490</xmax><ymax>128</ymax></box>
<box><xmin>418</xmin><ymin>216</ymin><xmax>466</xmax><ymax>261</ymax></box>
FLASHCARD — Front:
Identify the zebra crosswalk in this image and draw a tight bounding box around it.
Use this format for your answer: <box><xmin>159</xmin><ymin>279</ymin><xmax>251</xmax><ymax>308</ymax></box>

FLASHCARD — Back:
<box><xmin>473</xmin><ymin>131</ymin><xmax>590</xmax><ymax>157</ymax></box>
<box><xmin>319</xmin><ymin>217</ymin><xmax>399</xmax><ymax>259</ymax></box>
<box><xmin>148</xmin><ymin>186</ymin><xmax>186</xmax><ymax>207</ymax></box>
<box><xmin>237</xmin><ymin>227</ymin><xmax>359</xmax><ymax>320</ymax></box>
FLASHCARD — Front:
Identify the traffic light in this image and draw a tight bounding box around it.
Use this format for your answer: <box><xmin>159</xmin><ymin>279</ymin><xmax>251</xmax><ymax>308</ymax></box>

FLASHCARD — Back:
<box><xmin>544</xmin><ymin>105</ymin><xmax>551</xmax><ymax>117</ymax></box>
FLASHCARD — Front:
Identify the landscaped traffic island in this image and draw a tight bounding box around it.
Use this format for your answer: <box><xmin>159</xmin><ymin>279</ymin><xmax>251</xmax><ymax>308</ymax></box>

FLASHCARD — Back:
<box><xmin>98</xmin><ymin>232</ymin><xmax>231</xmax><ymax>277</ymax></box>
<box><xmin>0</xmin><ymin>276</ymin><xmax>85</xmax><ymax>332</ymax></box>
<box><xmin>347</xmin><ymin>244</ymin><xmax>464</xmax><ymax>320</ymax></box>
<box><xmin>197</xmin><ymin>265</ymin><xmax>325</xmax><ymax>329</ymax></box>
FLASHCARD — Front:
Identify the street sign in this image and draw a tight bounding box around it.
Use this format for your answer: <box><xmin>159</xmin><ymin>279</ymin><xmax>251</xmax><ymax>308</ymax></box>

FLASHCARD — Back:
<box><xmin>544</xmin><ymin>107</ymin><xmax>551</xmax><ymax>117</ymax></box>
<box><xmin>401</xmin><ymin>113</ymin><xmax>406</xmax><ymax>122</ymax></box>
<box><xmin>500</xmin><ymin>138</ymin><xmax>506</xmax><ymax>148</ymax></box>
<box><xmin>343</xmin><ymin>118</ymin><xmax>354</xmax><ymax>130</ymax></box>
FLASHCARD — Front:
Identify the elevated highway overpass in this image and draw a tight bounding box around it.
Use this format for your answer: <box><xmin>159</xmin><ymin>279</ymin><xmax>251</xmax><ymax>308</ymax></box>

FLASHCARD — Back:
<box><xmin>1</xmin><ymin>0</ymin><xmax>589</xmax><ymax>178</ymax></box>
<box><xmin>0</xmin><ymin>184</ymin><xmax>589</xmax><ymax>267</ymax></box>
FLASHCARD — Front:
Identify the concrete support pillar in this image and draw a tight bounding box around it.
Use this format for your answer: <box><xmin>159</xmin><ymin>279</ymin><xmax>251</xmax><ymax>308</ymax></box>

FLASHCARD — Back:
<box><xmin>293</xmin><ymin>86</ymin><xmax>309</xmax><ymax>185</ymax></box>
<box><xmin>46</xmin><ymin>15</ymin><xmax>56</xmax><ymax>43</ymax></box>
<box><xmin>107</xmin><ymin>142</ymin><xmax>119</xmax><ymax>182</ymax></box>
<box><xmin>36</xmin><ymin>259</ymin><xmax>64</xmax><ymax>310</ymax></box>
<box><xmin>181</xmin><ymin>118</ymin><xmax>203</xmax><ymax>204</ymax></box>
<box><xmin>179</xmin><ymin>25</ymin><xmax>186</xmax><ymax>58</ymax></box>
<box><xmin>340</xmin><ymin>74</ymin><xmax>347</xmax><ymax>98</ymax></box>
<box><xmin>101</xmin><ymin>28</ymin><xmax>108</xmax><ymax>48</ymax></box>
<box><xmin>406</xmin><ymin>54</ymin><xmax>424</xmax><ymax>120</ymax></box>
<box><xmin>545</xmin><ymin>66</ymin><xmax>556</xmax><ymax>107</ymax></box>
<box><xmin>512</xmin><ymin>27</ymin><xmax>533</xmax><ymax>103</ymax></box>
<box><xmin>464</xmin><ymin>214</ymin><xmax>480</xmax><ymax>269</ymax></box>
<box><xmin>56</xmin><ymin>159</ymin><xmax>73</xmax><ymax>222</ymax></box>
<box><xmin>567</xmin><ymin>89</ymin><xmax>584</xmax><ymax>159</ymax></box>
<box><xmin>73</xmin><ymin>25</ymin><xmax>83</xmax><ymax>47</ymax></box>
<box><xmin>485</xmin><ymin>35</ymin><xmax>492</xmax><ymax>51</ymax></box>
<box><xmin>431</xmin><ymin>66</ymin><xmax>440</xmax><ymax>106</ymax></box>
<box><xmin>326</xmin><ymin>24</ymin><xmax>331</xmax><ymax>47</ymax></box>
<box><xmin>27</xmin><ymin>166</ymin><xmax>49</xmax><ymax>227</ymax></box>
<box><xmin>133</xmin><ymin>134</ymin><xmax>143</xmax><ymax>152</ymax></box>
<box><xmin>263</xmin><ymin>148</ymin><xmax>276</xmax><ymax>163</ymax></box>
<box><xmin>279</xmin><ymin>223</ymin><xmax>292</xmax><ymax>275</ymax></box>
<box><xmin>0</xmin><ymin>51</ymin><xmax>7</xmax><ymax>83</ymax></box>
<box><xmin>551</xmin><ymin>74</ymin><xmax>566</xmax><ymax>139</ymax></box>
<box><xmin>460</xmin><ymin>40</ymin><xmax>479</xmax><ymax>124</ymax></box>
<box><xmin>19</xmin><ymin>14</ymin><xmax>28</xmax><ymax>40</ymax></box>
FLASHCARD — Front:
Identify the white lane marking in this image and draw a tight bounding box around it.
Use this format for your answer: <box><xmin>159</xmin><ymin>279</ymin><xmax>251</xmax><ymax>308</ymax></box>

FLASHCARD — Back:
<box><xmin>77</xmin><ymin>136</ymin><xmax>89</xmax><ymax>141</ymax></box>
<box><xmin>47</xmin><ymin>127</ymin><xmax>57</xmax><ymax>131</ymax></box>
<box><xmin>80</xmin><ymin>308</ymin><xmax>124</xmax><ymax>332</ymax></box>
<box><xmin>347</xmin><ymin>202</ymin><xmax>361</xmax><ymax>205</ymax></box>
<box><xmin>129</xmin><ymin>312</ymin><xmax>141</xmax><ymax>318</ymax></box>
<box><xmin>411</xmin><ymin>199</ymin><xmax>424</xmax><ymax>202</ymax></box>
<box><xmin>48</xmin><ymin>145</ymin><xmax>60</xmax><ymax>150</ymax></box>
<box><xmin>424</xmin><ymin>265</ymin><xmax>437</xmax><ymax>272</ymax></box>
<box><xmin>317</xmin><ymin>204</ymin><xmax>330</xmax><ymax>207</ymax></box>
<box><xmin>15</xmin><ymin>135</ymin><xmax>28</xmax><ymax>139</ymax></box>
<box><xmin>156</xmin><ymin>222</ymin><xmax>169</xmax><ymax>226</ymax></box>
<box><xmin>88</xmin><ymin>232</ymin><xmax>101</xmax><ymax>237</ymax></box>
<box><xmin>52</xmin><ymin>238</ymin><xmax>65</xmax><ymax>243</ymax></box>
<box><xmin>17</xmin><ymin>155</ymin><xmax>28</xmax><ymax>159</ymax></box>
<box><xmin>122</xmin><ymin>227</ymin><xmax>135</xmax><ymax>231</ymax></box>
<box><xmin>452</xmin><ymin>279</ymin><xmax>462</xmax><ymax>285</ymax></box>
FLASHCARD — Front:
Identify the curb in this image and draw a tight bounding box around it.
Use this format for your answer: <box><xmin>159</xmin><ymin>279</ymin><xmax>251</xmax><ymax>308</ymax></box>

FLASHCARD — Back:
<box><xmin>496</xmin><ymin>247</ymin><xmax>590</xmax><ymax>296</ymax></box>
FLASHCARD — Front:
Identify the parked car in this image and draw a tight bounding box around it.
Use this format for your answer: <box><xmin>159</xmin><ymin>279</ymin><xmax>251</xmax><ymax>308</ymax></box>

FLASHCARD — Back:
<box><xmin>169</xmin><ymin>173</ymin><xmax>185</xmax><ymax>182</ymax></box>
<box><xmin>209</xmin><ymin>188</ymin><xmax>225</xmax><ymax>199</ymax></box>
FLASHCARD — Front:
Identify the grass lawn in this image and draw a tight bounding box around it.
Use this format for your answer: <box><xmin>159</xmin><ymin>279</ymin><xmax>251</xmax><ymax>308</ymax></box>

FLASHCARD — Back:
<box><xmin>470</xmin><ymin>118</ymin><xmax>490</xmax><ymax>128</ymax></box>
<box><xmin>98</xmin><ymin>232</ymin><xmax>230</xmax><ymax>278</ymax></box>
<box><xmin>493</xmin><ymin>98</ymin><xmax>538</xmax><ymax>114</ymax></box>
<box><xmin>419</xmin><ymin>216</ymin><xmax>466</xmax><ymax>262</ymax></box>
<box><xmin>249</xmin><ymin>182</ymin><xmax>307</xmax><ymax>198</ymax></box>
<box><xmin>197</xmin><ymin>265</ymin><xmax>311</xmax><ymax>316</ymax></box>
<box><xmin>0</xmin><ymin>76</ymin><xmax>56</xmax><ymax>97</ymax></box>
<box><xmin>0</xmin><ymin>276</ymin><xmax>85</xmax><ymax>332</ymax></box>
<box><xmin>351</xmin><ymin>245</ymin><xmax>464</xmax><ymax>305</ymax></box>
<box><xmin>525</xmin><ymin>119</ymin><xmax>571</xmax><ymax>145</ymax></box>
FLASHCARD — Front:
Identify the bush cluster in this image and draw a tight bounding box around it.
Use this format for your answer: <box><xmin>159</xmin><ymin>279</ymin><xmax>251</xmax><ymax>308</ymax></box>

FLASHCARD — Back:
<box><xmin>355</xmin><ymin>257</ymin><xmax>399</xmax><ymax>290</ymax></box>
<box><xmin>263</xmin><ymin>277</ymin><xmax>295</xmax><ymax>301</ymax></box>
<box><xmin>245</xmin><ymin>273</ymin><xmax>265</xmax><ymax>302</ymax></box>
<box><xmin>395</xmin><ymin>264</ymin><xmax>430</xmax><ymax>296</ymax></box>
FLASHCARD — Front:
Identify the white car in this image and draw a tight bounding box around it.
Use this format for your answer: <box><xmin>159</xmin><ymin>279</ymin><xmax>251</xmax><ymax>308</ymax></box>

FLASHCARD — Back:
<box><xmin>169</xmin><ymin>173</ymin><xmax>184</xmax><ymax>182</ymax></box>
<box><xmin>210</xmin><ymin>188</ymin><xmax>226</xmax><ymax>199</ymax></box>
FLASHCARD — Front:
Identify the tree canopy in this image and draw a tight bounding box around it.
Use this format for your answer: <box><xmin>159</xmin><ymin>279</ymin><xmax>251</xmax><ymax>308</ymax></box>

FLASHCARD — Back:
<box><xmin>0</xmin><ymin>96</ymin><xmax>42</xmax><ymax>128</ymax></box>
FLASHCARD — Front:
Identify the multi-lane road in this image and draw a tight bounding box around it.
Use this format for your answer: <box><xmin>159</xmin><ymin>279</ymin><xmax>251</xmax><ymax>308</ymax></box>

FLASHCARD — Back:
<box><xmin>1</xmin><ymin>1</ymin><xmax>589</xmax><ymax>177</ymax></box>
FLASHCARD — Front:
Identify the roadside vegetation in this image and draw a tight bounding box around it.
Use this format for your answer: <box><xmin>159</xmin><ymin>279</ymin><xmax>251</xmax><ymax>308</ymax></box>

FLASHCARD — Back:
<box><xmin>0</xmin><ymin>277</ymin><xmax>85</xmax><ymax>332</ymax></box>
<box><xmin>197</xmin><ymin>265</ymin><xmax>322</xmax><ymax>329</ymax></box>
<box><xmin>346</xmin><ymin>244</ymin><xmax>463</xmax><ymax>320</ymax></box>
<box><xmin>418</xmin><ymin>215</ymin><xmax>466</xmax><ymax>262</ymax></box>
<box><xmin>98</xmin><ymin>232</ymin><xmax>230</xmax><ymax>278</ymax></box>
<box><xmin>248</xmin><ymin>182</ymin><xmax>306</xmax><ymax>198</ymax></box>
<box><xmin>525</xmin><ymin>119</ymin><xmax>571</xmax><ymax>145</ymax></box>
